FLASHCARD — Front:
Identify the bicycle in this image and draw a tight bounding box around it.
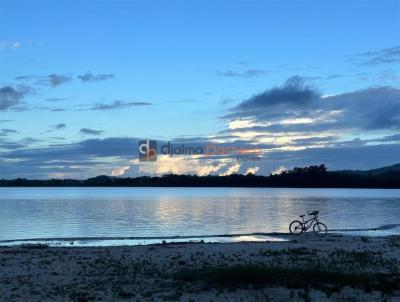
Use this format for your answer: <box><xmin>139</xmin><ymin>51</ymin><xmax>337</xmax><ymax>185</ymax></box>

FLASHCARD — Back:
<box><xmin>289</xmin><ymin>210</ymin><xmax>328</xmax><ymax>237</ymax></box>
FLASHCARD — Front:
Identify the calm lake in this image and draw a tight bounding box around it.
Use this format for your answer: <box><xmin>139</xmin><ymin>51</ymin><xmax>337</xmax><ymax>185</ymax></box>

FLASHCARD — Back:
<box><xmin>0</xmin><ymin>187</ymin><xmax>399</xmax><ymax>244</ymax></box>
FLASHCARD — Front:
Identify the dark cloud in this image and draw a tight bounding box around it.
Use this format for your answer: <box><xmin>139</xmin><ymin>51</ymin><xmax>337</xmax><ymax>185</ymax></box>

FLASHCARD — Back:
<box><xmin>0</xmin><ymin>85</ymin><xmax>30</xmax><ymax>110</ymax></box>
<box><xmin>325</xmin><ymin>74</ymin><xmax>347</xmax><ymax>80</ymax></box>
<box><xmin>331</xmin><ymin>138</ymin><xmax>367</xmax><ymax>148</ymax></box>
<box><xmin>90</xmin><ymin>100</ymin><xmax>153</xmax><ymax>110</ymax></box>
<box><xmin>0</xmin><ymin>136</ymin><xmax>42</xmax><ymax>151</ymax></box>
<box><xmin>0</xmin><ymin>129</ymin><xmax>18</xmax><ymax>136</ymax></box>
<box><xmin>15</xmin><ymin>74</ymin><xmax>72</xmax><ymax>87</ymax></box>
<box><xmin>50</xmin><ymin>108</ymin><xmax>67</xmax><ymax>112</ymax></box>
<box><xmin>217</xmin><ymin>69</ymin><xmax>268</xmax><ymax>78</ymax></box>
<box><xmin>19</xmin><ymin>137</ymin><xmax>42</xmax><ymax>144</ymax></box>
<box><xmin>225</xmin><ymin>76</ymin><xmax>319</xmax><ymax>121</ymax></box>
<box><xmin>325</xmin><ymin>87</ymin><xmax>400</xmax><ymax>131</ymax></box>
<box><xmin>49</xmin><ymin>136</ymin><xmax>66</xmax><ymax>141</ymax></box>
<box><xmin>367</xmin><ymin>133</ymin><xmax>400</xmax><ymax>143</ymax></box>
<box><xmin>48</xmin><ymin>74</ymin><xmax>72</xmax><ymax>87</ymax></box>
<box><xmin>225</xmin><ymin>77</ymin><xmax>400</xmax><ymax>131</ymax></box>
<box><xmin>0</xmin><ymin>140</ymin><xmax>26</xmax><ymax>150</ymax></box>
<box><xmin>14</xmin><ymin>75</ymin><xmax>34</xmax><ymax>81</ymax></box>
<box><xmin>0</xmin><ymin>137</ymin><xmax>138</xmax><ymax>166</ymax></box>
<box><xmin>352</xmin><ymin>46</ymin><xmax>400</xmax><ymax>65</ymax></box>
<box><xmin>46</xmin><ymin>97</ymin><xmax>66</xmax><ymax>102</ymax></box>
<box><xmin>381</xmin><ymin>133</ymin><xmax>400</xmax><ymax>141</ymax></box>
<box><xmin>80</xmin><ymin>128</ymin><xmax>104</xmax><ymax>135</ymax></box>
<box><xmin>24</xmin><ymin>106</ymin><xmax>67</xmax><ymax>112</ymax></box>
<box><xmin>54</xmin><ymin>123</ymin><xmax>66</xmax><ymax>130</ymax></box>
<box><xmin>78</xmin><ymin>72</ymin><xmax>114</xmax><ymax>82</ymax></box>
<box><xmin>291</xmin><ymin>136</ymin><xmax>338</xmax><ymax>146</ymax></box>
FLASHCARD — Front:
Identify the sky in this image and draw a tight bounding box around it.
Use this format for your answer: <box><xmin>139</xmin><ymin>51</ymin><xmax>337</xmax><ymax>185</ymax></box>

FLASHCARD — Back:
<box><xmin>0</xmin><ymin>0</ymin><xmax>399</xmax><ymax>179</ymax></box>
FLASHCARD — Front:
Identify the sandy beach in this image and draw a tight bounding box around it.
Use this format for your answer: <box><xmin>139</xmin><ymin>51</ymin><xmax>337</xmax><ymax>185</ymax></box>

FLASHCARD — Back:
<box><xmin>1</xmin><ymin>233</ymin><xmax>400</xmax><ymax>301</ymax></box>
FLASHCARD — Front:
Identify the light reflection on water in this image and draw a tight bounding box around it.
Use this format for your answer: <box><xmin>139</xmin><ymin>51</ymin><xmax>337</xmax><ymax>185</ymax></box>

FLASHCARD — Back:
<box><xmin>0</xmin><ymin>187</ymin><xmax>399</xmax><ymax>243</ymax></box>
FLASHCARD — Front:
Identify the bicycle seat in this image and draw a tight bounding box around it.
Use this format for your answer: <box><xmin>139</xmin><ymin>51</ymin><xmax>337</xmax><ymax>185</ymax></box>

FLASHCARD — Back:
<box><xmin>299</xmin><ymin>214</ymin><xmax>305</xmax><ymax>218</ymax></box>
<box><xmin>308</xmin><ymin>210</ymin><xmax>319</xmax><ymax>216</ymax></box>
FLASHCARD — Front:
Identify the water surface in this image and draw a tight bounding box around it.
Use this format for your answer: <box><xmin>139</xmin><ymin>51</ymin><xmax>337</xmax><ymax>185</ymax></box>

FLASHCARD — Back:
<box><xmin>0</xmin><ymin>187</ymin><xmax>399</xmax><ymax>244</ymax></box>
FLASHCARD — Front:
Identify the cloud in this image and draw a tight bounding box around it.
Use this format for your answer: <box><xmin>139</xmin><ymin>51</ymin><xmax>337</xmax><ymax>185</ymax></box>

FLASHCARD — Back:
<box><xmin>290</xmin><ymin>136</ymin><xmax>338</xmax><ymax>146</ymax></box>
<box><xmin>54</xmin><ymin>123</ymin><xmax>66</xmax><ymax>130</ymax></box>
<box><xmin>271</xmin><ymin>166</ymin><xmax>287</xmax><ymax>175</ymax></box>
<box><xmin>14</xmin><ymin>75</ymin><xmax>35</xmax><ymax>81</ymax></box>
<box><xmin>225</xmin><ymin>77</ymin><xmax>400</xmax><ymax>132</ymax></box>
<box><xmin>379</xmin><ymin>70</ymin><xmax>399</xmax><ymax>83</ymax></box>
<box><xmin>381</xmin><ymin>133</ymin><xmax>400</xmax><ymax>141</ymax></box>
<box><xmin>0</xmin><ymin>41</ymin><xmax>22</xmax><ymax>50</ymax></box>
<box><xmin>366</xmin><ymin>133</ymin><xmax>400</xmax><ymax>143</ymax></box>
<box><xmin>0</xmin><ymin>137</ymin><xmax>140</xmax><ymax>178</ymax></box>
<box><xmin>266</xmin><ymin>143</ymin><xmax>400</xmax><ymax>172</ymax></box>
<box><xmin>132</xmin><ymin>155</ymin><xmax>230</xmax><ymax>176</ymax></box>
<box><xmin>0</xmin><ymin>140</ymin><xmax>26</xmax><ymax>150</ymax></box>
<box><xmin>46</xmin><ymin>98</ymin><xmax>66</xmax><ymax>102</ymax></box>
<box><xmin>217</xmin><ymin>69</ymin><xmax>268</xmax><ymax>78</ymax></box>
<box><xmin>352</xmin><ymin>46</ymin><xmax>400</xmax><ymax>65</ymax></box>
<box><xmin>325</xmin><ymin>74</ymin><xmax>347</xmax><ymax>80</ymax></box>
<box><xmin>111</xmin><ymin>166</ymin><xmax>130</xmax><ymax>176</ymax></box>
<box><xmin>0</xmin><ymin>136</ymin><xmax>261</xmax><ymax>178</ymax></box>
<box><xmin>1</xmin><ymin>134</ymin><xmax>400</xmax><ymax>179</ymax></box>
<box><xmin>222</xmin><ymin>163</ymin><xmax>241</xmax><ymax>175</ymax></box>
<box><xmin>0</xmin><ymin>129</ymin><xmax>18</xmax><ymax>136</ymax></box>
<box><xmin>15</xmin><ymin>74</ymin><xmax>72</xmax><ymax>87</ymax></box>
<box><xmin>80</xmin><ymin>128</ymin><xmax>104</xmax><ymax>135</ymax></box>
<box><xmin>245</xmin><ymin>167</ymin><xmax>259</xmax><ymax>175</ymax></box>
<box><xmin>90</xmin><ymin>100</ymin><xmax>153</xmax><ymax>110</ymax></box>
<box><xmin>0</xmin><ymin>136</ymin><xmax>42</xmax><ymax>151</ymax></box>
<box><xmin>1</xmin><ymin>137</ymin><xmax>138</xmax><ymax>160</ymax></box>
<box><xmin>324</xmin><ymin>87</ymin><xmax>400</xmax><ymax>131</ymax></box>
<box><xmin>0</xmin><ymin>85</ymin><xmax>30</xmax><ymax>111</ymax></box>
<box><xmin>78</xmin><ymin>72</ymin><xmax>114</xmax><ymax>82</ymax></box>
<box><xmin>48</xmin><ymin>74</ymin><xmax>72</xmax><ymax>87</ymax></box>
<box><xmin>225</xmin><ymin>76</ymin><xmax>319</xmax><ymax>121</ymax></box>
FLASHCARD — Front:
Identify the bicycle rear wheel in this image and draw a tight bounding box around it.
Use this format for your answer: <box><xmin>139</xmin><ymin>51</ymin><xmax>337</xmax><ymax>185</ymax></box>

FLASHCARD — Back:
<box><xmin>313</xmin><ymin>222</ymin><xmax>327</xmax><ymax>237</ymax></box>
<box><xmin>289</xmin><ymin>220</ymin><xmax>303</xmax><ymax>235</ymax></box>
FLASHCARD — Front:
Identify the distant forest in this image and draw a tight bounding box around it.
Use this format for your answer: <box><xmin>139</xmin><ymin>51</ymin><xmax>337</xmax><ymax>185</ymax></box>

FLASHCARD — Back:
<box><xmin>1</xmin><ymin>164</ymin><xmax>399</xmax><ymax>188</ymax></box>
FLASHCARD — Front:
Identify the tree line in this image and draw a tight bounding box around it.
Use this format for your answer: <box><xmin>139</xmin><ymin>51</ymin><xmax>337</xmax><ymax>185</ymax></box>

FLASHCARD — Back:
<box><xmin>1</xmin><ymin>164</ymin><xmax>399</xmax><ymax>188</ymax></box>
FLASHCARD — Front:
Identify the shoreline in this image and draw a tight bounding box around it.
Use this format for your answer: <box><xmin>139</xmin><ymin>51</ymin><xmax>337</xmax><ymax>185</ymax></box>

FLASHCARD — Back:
<box><xmin>1</xmin><ymin>224</ymin><xmax>400</xmax><ymax>246</ymax></box>
<box><xmin>1</xmin><ymin>233</ymin><xmax>400</xmax><ymax>301</ymax></box>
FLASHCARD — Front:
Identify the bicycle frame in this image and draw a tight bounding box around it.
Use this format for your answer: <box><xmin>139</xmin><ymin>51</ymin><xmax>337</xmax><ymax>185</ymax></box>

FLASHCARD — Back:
<box><xmin>301</xmin><ymin>216</ymin><xmax>319</xmax><ymax>230</ymax></box>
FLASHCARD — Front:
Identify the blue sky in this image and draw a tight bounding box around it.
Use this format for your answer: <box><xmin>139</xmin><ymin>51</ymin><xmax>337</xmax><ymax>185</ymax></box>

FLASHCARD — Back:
<box><xmin>0</xmin><ymin>0</ymin><xmax>399</xmax><ymax>178</ymax></box>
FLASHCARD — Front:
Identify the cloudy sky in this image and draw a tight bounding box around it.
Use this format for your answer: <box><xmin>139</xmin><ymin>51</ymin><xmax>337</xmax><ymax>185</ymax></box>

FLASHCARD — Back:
<box><xmin>0</xmin><ymin>0</ymin><xmax>399</xmax><ymax>179</ymax></box>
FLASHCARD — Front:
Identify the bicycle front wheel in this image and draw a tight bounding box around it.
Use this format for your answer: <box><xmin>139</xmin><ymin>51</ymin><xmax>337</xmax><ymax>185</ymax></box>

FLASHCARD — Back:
<box><xmin>289</xmin><ymin>220</ymin><xmax>303</xmax><ymax>235</ymax></box>
<box><xmin>313</xmin><ymin>222</ymin><xmax>328</xmax><ymax>237</ymax></box>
